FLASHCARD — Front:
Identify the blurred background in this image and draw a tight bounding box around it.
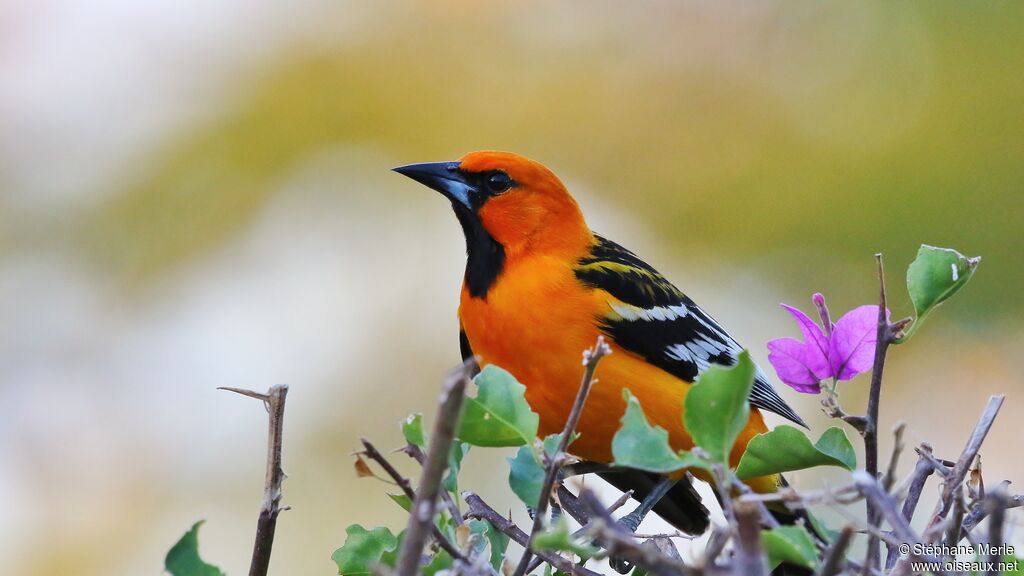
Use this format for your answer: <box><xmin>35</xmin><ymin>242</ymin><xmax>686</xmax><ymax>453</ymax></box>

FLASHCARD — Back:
<box><xmin>2</xmin><ymin>1</ymin><xmax>1022</xmax><ymax>574</ymax></box>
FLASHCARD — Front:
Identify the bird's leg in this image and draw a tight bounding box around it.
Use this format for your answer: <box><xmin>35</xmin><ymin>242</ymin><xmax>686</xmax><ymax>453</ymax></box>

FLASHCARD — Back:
<box><xmin>616</xmin><ymin>476</ymin><xmax>678</xmax><ymax>532</ymax></box>
<box><xmin>609</xmin><ymin>477</ymin><xmax>678</xmax><ymax>574</ymax></box>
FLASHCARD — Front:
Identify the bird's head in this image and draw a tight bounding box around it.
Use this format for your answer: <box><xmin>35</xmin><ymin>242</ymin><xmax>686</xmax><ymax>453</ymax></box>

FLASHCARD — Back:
<box><xmin>393</xmin><ymin>151</ymin><xmax>589</xmax><ymax>258</ymax></box>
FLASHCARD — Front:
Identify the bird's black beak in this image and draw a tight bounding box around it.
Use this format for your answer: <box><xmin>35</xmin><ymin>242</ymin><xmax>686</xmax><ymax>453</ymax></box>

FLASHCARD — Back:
<box><xmin>393</xmin><ymin>161</ymin><xmax>474</xmax><ymax>210</ymax></box>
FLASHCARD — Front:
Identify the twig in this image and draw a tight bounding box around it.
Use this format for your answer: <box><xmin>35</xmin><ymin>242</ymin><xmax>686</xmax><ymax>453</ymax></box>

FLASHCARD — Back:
<box><xmin>218</xmin><ymin>384</ymin><xmax>289</xmax><ymax>576</ymax></box>
<box><xmin>914</xmin><ymin>445</ymin><xmax>952</xmax><ymax>477</ymax></box>
<box><xmin>523</xmin><ymin>486</ymin><xmax>636</xmax><ymax>575</ymax></box>
<box><xmin>394</xmin><ymin>360</ymin><xmax>473</xmax><ymax>576</ymax></box>
<box><xmin>962</xmin><ymin>481</ymin><xmax>1022</xmax><ymax>534</ymax></box>
<box><xmin>462</xmin><ymin>491</ymin><xmax>602</xmax><ymax>576</ymax></box>
<box><xmin>511</xmin><ymin>337</ymin><xmax>611</xmax><ymax>576</ymax></box>
<box><xmin>863</xmin><ymin>253</ymin><xmax>893</xmax><ymax>574</ymax></box>
<box><xmin>732</xmin><ymin>500</ymin><xmax>767</xmax><ymax>576</ymax></box>
<box><xmin>821</xmin><ymin>394</ymin><xmax>868</xmax><ymax>434</ymax></box>
<box><xmin>986</xmin><ymin>489</ymin><xmax>1009</xmax><ymax>576</ymax></box>
<box><xmin>699</xmin><ymin>523</ymin><xmax>731</xmax><ymax>569</ymax></box>
<box><xmin>943</xmin><ymin>487</ymin><xmax>965</xmax><ymax>551</ymax></box>
<box><xmin>577</xmin><ymin>490</ymin><xmax>696</xmax><ymax>576</ymax></box>
<box><xmin>817</xmin><ymin>526</ymin><xmax>854</xmax><ymax>576</ymax></box>
<box><xmin>401</xmin><ymin>443</ymin><xmax>464</xmax><ymax>524</ymax></box>
<box><xmin>940</xmin><ymin>395</ymin><xmax>1004</xmax><ymax>517</ymax></box>
<box><xmin>358</xmin><ymin>439</ymin><xmax>469</xmax><ymax>564</ymax></box>
<box><xmin>886</xmin><ymin>444</ymin><xmax>935</xmax><ymax>569</ymax></box>
<box><xmin>882</xmin><ymin>421</ymin><xmax>906</xmax><ymax>491</ymax></box>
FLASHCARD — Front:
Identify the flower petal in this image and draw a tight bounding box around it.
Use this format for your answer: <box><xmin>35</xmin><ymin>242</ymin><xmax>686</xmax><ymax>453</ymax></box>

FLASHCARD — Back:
<box><xmin>767</xmin><ymin>337</ymin><xmax>823</xmax><ymax>394</ymax></box>
<box><xmin>780</xmin><ymin>304</ymin><xmax>831</xmax><ymax>379</ymax></box>
<box><xmin>829</xmin><ymin>305</ymin><xmax>888</xmax><ymax>380</ymax></box>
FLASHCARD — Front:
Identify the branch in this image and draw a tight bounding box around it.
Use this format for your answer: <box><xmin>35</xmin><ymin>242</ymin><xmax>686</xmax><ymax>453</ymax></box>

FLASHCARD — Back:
<box><xmin>818</xmin><ymin>526</ymin><xmax>854</xmax><ymax>576</ymax></box>
<box><xmin>358</xmin><ymin>439</ymin><xmax>469</xmax><ymax>565</ymax></box>
<box><xmin>400</xmin><ymin>443</ymin><xmax>464</xmax><ymax>524</ymax></box>
<box><xmin>462</xmin><ymin>491</ymin><xmax>602</xmax><ymax>576</ymax></box>
<box><xmin>218</xmin><ymin>384</ymin><xmax>289</xmax><ymax>576</ymax></box>
<box><xmin>577</xmin><ymin>490</ymin><xmax>697</xmax><ymax>576</ymax></box>
<box><xmin>882</xmin><ymin>421</ymin><xmax>906</xmax><ymax>492</ymax></box>
<box><xmin>985</xmin><ymin>489</ymin><xmax>1009</xmax><ymax>576</ymax></box>
<box><xmin>885</xmin><ymin>444</ymin><xmax>935</xmax><ymax>570</ymax></box>
<box><xmin>394</xmin><ymin>360</ymin><xmax>473</xmax><ymax>576</ymax></box>
<box><xmin>732</xmin><ymin>500</ymin><xmax>767</xmax><ymax>576</ymax></box>
<box><xmin>512</xmin><ymin>337</ymin><xmax>611</xmax><ymax>576</ymax></box>
<box><xmin>863</xmin><ymin>253</ymin><xmax>894</xmax><ymax>574</ymax></box>
<box><xmin>940</xmin><ymin>395</ymin><xmax>1004</xmax><ymax>517</ymax></box>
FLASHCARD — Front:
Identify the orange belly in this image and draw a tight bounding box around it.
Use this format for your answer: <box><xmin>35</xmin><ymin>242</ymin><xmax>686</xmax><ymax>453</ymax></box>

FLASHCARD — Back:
<box><xmin>458</xmin><ymin>255</ymin><xmax>777</xmax><ymax>493</ymax></box>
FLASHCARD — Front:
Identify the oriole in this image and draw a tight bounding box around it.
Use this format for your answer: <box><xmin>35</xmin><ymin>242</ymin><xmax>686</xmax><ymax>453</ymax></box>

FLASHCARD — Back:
<box><xmin>395</xmin><ymin>151</ymin><xmax>806</xmax><ymax>537</ymax></box>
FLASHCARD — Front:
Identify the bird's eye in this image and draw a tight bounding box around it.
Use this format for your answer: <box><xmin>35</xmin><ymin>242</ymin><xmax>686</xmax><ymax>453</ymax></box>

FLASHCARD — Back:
<box><xmin>486</xmin><ymin>171</ymin><xmax>513</xmax><ymax>194</ymax></box>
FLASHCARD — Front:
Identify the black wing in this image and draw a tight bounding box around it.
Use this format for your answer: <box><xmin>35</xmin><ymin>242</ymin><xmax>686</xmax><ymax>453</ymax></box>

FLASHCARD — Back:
<box><xmin>575</xmin><ymin>234</ymin><xmax>806</xmax><ymax>427</ymax></box>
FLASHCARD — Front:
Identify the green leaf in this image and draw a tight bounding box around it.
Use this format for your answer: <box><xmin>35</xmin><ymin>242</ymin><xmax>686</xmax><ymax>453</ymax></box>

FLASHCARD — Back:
<box><xmin>903</xmin><ymin>245</ymin><xmax>980</xmax><ymax>340</ymax></box>
<box><xmin>387</xmin><ymin>493</ymin><xmax>412</xmax><ymax>512</ymax></box>
<box><xmin>401</xmin><ymin>413</ymin><xmax>425</xmax><ymax>448</ymax></box>
<box><xmin>457</xmin><ymin>366</ymin><xmax>539</xmax><ymax>447</ymax></box>
<box><xmin>468</xmin><ymin>519</ymin><xmax>509</xmax><ymax>571</ymax></box>
<box><xmin>165</xmin><ymin>521</ymin><xmax>225</xmax><ymax>576</ymax></box>
<box><xmin>532</xmin><ymin>517</ymin><xmax>599</xmax><ymax>559</ymax></box>
<box><xmin>443</xmin><ymin>442</ymin><xmax>470</xmax><ymax>494</ymax></box>
<box><xmin>508</xmin><ymin>444</ymin><xmax>546</xmax><ymax>506</ymax></box>
<box><xmin>683</xmin><ymin>351</ymin><xmax>756</xmax><ymax>463</ymax></box>
<box><xmin>612</xmin><ymin>390</ymin><xmax>705</xmax><ymax>473</ymax></box>
<box><xmin>762</xmin><ymin>525</ymin><xmax>819</xmax><ymax>570</ymax></box>
<box><xmin>813</xmin><ymin>427</ymin><xmax>858</xmax><ymax>470</ymax></box>
<box><xmin>332</xmin><ymin>525</ymin><xmax>399</xmax><ymax>576</ymax></box>
<box><xmin>735</xmin><ymin>426</ymin><xmax>856</xmax><ymax>480</ymax></box>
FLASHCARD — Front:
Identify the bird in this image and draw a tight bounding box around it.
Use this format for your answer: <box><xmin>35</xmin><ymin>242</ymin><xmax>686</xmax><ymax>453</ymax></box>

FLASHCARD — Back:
<box><xmin>394</xmin><ymin>150</ymin><xmax>808</xmax><ymax>547</ymax></box>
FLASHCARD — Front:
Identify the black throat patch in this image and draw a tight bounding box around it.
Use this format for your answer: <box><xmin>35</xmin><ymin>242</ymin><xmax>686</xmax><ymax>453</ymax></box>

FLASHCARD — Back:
<box><xmin>453</xmin><ymin>204</ymin><xmax>505</xmax><ymax>298</ymax></box>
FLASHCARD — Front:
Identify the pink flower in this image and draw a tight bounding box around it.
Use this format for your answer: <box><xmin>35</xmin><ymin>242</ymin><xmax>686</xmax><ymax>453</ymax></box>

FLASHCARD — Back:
<box><xmin>767</xmin><ymin>294</ymin><xmax>887</xmax><ymax>394</ymax></box>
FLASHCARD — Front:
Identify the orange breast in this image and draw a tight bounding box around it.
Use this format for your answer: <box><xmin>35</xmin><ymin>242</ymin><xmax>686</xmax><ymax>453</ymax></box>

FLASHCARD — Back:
<box><xmin>458</xmin><ymin>255</ymin><xmax>775</xmax><ymax>492</ymax></box>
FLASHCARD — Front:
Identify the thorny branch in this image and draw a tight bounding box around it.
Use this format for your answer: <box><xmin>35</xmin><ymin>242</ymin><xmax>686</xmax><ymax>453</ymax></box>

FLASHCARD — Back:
<box><xmin>219</xmin><ymin>384</ymin><xmax>289</xmax><ymax>576</ymax></box>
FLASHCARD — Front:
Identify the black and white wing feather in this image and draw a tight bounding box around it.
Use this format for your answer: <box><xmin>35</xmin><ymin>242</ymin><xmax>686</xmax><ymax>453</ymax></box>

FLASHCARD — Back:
<box><xmin>575</xmin><ymin>234</ymin><xmax>806</xmax><ymax>427</ymax></box>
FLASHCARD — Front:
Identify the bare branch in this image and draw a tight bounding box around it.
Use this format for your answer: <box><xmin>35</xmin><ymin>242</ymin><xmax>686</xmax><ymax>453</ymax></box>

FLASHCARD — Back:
<box><xmin>394</xmin><ymin>360</ymin><xmax>473</xmax><ymax>576</ymax></box>
<box><xmin>400</xmin><ymin>443</ymin><xmax>464</xmax><ymax>524</ymax></box>
<box><xmin>462</xmin><ymin>491</ymin><xmax>602</xmax><ymax>576</ymax></box>
<box><xmin>732</xmin><ymin>500</ymin><xmax>767</xmax><ymax>576</ymax></box>
<box><xmin>818</xmin><ymin>526</ymin><xmax>854</xmax><ymax>576</ymax></box>
<box><xmin>512</xmin><ymin>337</ymin><xmax>611</xmax><ymax>576</ymax></box>
<box><xmin>986</xmin><ymin>489</ymin><xmax>1009</xmax><ymax>576</ymax></box>
<box><xmin>577</xmin><ymin>490</ymin><xmax>697</xmax><ymax>576</ymax></box>
<box><xmin>940</xmin><ymin>395</ymin><xmax>1004</xmax><ymax>516</ymax></box>
<box><xmin>863</xmin><ymin>253</ymin><xmax>895</xmax><ymax>574</ymax></box>
<box><xmin>358</xmin><ymin>439</ymin><xmax>469</xmax><ymax>564</ymax></box>
<box><xmin>220</xmin><ymin>384</ymin><xmax>289</xmax><ymax>576</ymax></box>
<box><xmin>882</xmin><ymin>421</ymin><xmax>906</xmax><ymax>492</ymax></box>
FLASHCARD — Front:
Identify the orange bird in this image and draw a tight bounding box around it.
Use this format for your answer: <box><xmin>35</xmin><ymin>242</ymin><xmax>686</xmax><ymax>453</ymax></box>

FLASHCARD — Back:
<box><xmin>395</xmin><ymin>151</ymin><xmax>805</xmax><ymax>537</ymax></box>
